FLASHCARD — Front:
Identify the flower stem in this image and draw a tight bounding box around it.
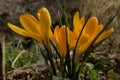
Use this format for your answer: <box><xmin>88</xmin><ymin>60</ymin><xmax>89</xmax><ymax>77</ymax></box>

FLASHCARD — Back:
<box><xmin>43</xmin><ymin>44</ymin><xmax>57</xmax><ymax>76</ymax></box>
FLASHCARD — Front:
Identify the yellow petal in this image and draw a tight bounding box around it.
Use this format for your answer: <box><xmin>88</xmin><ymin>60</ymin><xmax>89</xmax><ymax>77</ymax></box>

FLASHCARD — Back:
<box><xmin>95</xmin><ymin>24</ymin><xmax>104</xmax><ymax>35</ymax></box>
<box><xmin>49</xmin><ymin>28</ymin><xmax>54</xmax><ymax>41</ymax></box>
<box><xmin>69</xmin><ymin>40</ymin><xmax>76</xmax><ymax>50</ymax></box>
<box><xmin>88</xmin><ymin>24</ymin><xmax>104</xmax><ymax>44</ymax></box>
<box><xmin>67</xmin><ymin>28</ymin><xmax>76</xmax><ymax>50</ymax></box>
<box><xmin>37</xmin><ymin>7</ymin><xmax>51</xmax><ymax>27</ymax></box>
<box><xmin>8</xmin><ymin>23</ymin><xmax>42</xmax><ymax>43</ymax></box>
<box><xmin>68</xmin><ymin>29</ymin><xmax>74</xmax><ymax>45</ymax></box>
<box><xmin>73</xmin><ymin>12</ymin><xmax>80</xmax><ymax>32</ymax></box>
<box><xmin>78</xmin><ymin>34</ymin><xmax>89</xmax><ymax>46</ymax></box>
<box><xmin>20</xmin><ymin>14</ymin><xmax>40</xmax><ymax>34</ymax></box>
<box><xmin>37</xmin><ymin>7</ymin><xmax>51</xmax><ymax>41</ymax></box>
<box><xmin>8</xmin><ymin>23</ymin><xmax>31</xmax><ymax>37</ymax></box>
<box><xmin>95</xmin><ymin>27</ymin><xmax>114</xmax><ymax>44</ymax></box>
<box><xmin>73</xmin><ymin>12</ymin><xmax>85</xmax><ymax>35</ymax></box>
<box><xmin>54</xmin><ymin>26</ymin><xmax>60</xmax><ymax>42</ymax></box>
<box><xmin>23</xmin><ymin>13</ymin><xmax>39</xmax><ymax>24</ymax></box>
<box><xmin>78</xmin><ymin>45</ymin><xmax>87</xmax><ymax>55</ymax></box>
<box><xmin>84</xmin><ymin>17</ymin><xmax>98</xmax><ymax>36</ymax></box>
<box><xmin>53</xmin><ymin>26</ymin><xmax>67</xmax><ymax>58</ymax></box>
<box><xmin>58</xmin><ymin>26</ymin><xmax>67</xmax><ymax>57</ymax></box>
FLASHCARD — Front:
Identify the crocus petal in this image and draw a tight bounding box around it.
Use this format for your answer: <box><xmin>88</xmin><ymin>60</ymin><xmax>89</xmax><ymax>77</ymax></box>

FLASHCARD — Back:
<box><xmin>20</xmin><ymin>14</ymin><xmax>40</xmax><ymax>34</ymax></box>
<box><xmin>73</xmin><ymin>12</ymin><xmax>80</xmax><ymax>32</ymax></box>
<box><xmin>37</xmin><ymin>7</ymin><xmax>51</xmax><ymax>42</ymax></box>
<box><xmin>37</xmin><ymin>7</ymin><xmax>51</xmax><ymax>27</ymax></box>
<box><xmin>96</xmin><ymin>24</ymin><xmax>104</xmax><ymax>35</ymax></box>
<box><xmin>23</xmin><ymin>13</ymin><xmax>39</xmax><ymax>24</ymax></box>
<box><xmin>8</xmin><ymin>23</ymin><xmax>31</xmax><ymax>37</ymax></box>
<box><xmin>73</xmin><ymin>12</ymin><xmax>85</xmax><ymax>35</ymax></box>
<box><xmin>67</xmin><ymin>28</ymin><xmax>77</xmax><ymax>50</ymax></box>
<box><xmin>95</xmin><ymin>27</ymin><xmax>114</xmax><ymax>44</ymax></box>
<box><xmin>68</xmin><ymin>29</ymin><xmax>75</xmax><ymax>45</ymax></box>
<box><xmin>88</xmin><ymin>24</ymin><xmax>104</xmax><ymax>44</ymax></box>
<box><xmin>8</xmin><ymin>23</ymin><xmax>42</xmax><ymax>43</ymax></box>
<box><xmin>78</xmin><ymin>46</ymin><xmax>86</xmax><ymax>55</ymax></box>
<box><xmin>78</xmin><ymin>34</ymin><xmax>89</xmax><ymax>46</ymax></box>
<box><xmin>49</xmin><ymin>28</ymin><xmax>54</xmax><ymax>41</ymax></box>
<box><xmin>53</xmin><ymin>26</ymin><xmax>67</xmax><ymax>58</ymax></box>
<box><xmin>84</xmin><ymin>17</ymin><xmax>98</xmax><ymax>36</ymax></box>
<box><xmin>77</xmin><ymin>34</ymin><xmax>89</xmax><ymax>55</ymax></box>
<box><xmin>54</xmin><ymin>26</ymin><xmax>60</xmax><ymax>42</ymax></box>
<box><xmin>58</xmin><ymin>26</ymin><xmax>67</xmax><ymax>58</ymax></box>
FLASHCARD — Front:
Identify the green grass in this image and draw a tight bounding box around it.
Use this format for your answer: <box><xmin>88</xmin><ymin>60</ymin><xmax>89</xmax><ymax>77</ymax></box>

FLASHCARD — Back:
<box><xmin>5</xmin><ymin>38</ymin><xmax>40</xmax><ymax>71</ymax></box>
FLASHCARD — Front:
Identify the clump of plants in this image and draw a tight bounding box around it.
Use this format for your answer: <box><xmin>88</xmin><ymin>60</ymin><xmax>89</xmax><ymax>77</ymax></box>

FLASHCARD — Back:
<box><xmin>7</xmin><ymin>7</ymin><xmax>115</xmax><ymax>80</ymax></box>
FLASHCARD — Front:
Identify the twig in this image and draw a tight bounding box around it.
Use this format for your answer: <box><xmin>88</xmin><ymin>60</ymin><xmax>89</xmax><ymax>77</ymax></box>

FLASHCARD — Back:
<box><xmin>0</xmin><ymin>35</ymin><xmax>5</xmax><ymax>80</ymax></box>
<box><xmin>11</xmin><ymin>50</ymin><xmax>26</xmax><ymax>68</ymax></box>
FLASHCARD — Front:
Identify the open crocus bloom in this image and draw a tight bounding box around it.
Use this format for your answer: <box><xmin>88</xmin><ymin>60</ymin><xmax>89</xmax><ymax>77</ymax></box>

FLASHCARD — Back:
<box><xmin>52</xmin><ymin>25</ymin><xmax>77</xmax><ymax>58</ymax></box>
<box><xmin>8</xmin><ymin>7</ymin><xmax>53</xmax><ymax>44</ymax></box>
<box><xmin>73</xmin><ymin>11</ymin><xmax>114</xmax><ymax>54</ymax></box>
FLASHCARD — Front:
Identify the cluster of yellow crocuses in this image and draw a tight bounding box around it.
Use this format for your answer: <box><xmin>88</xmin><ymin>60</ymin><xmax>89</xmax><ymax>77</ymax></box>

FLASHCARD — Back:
<box><xmin>7</xmin><ymin>7</ymin><xmax>114</xmax><ymax>58</ymax></box>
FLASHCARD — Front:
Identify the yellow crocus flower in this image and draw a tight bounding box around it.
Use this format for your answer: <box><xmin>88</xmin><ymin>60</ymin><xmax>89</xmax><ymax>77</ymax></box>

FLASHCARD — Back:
<box><xmin>52</xmin><ymin>25</ymin><xmax>77</xmax><ymax>58</ymax></box>
<box><xmin>8</xmin><ymin>7</ymin><xmax>52</xmax><ymax>44</ymax></box>
<box><xmin>78</xmin><ymin>17</ymin><xmax>103</xmax><ymax>54</ymax></box>
<box><xmin>73</xmin><ymin>11</ymin><xmax>114</xmax><ymax>54</ymax></box>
